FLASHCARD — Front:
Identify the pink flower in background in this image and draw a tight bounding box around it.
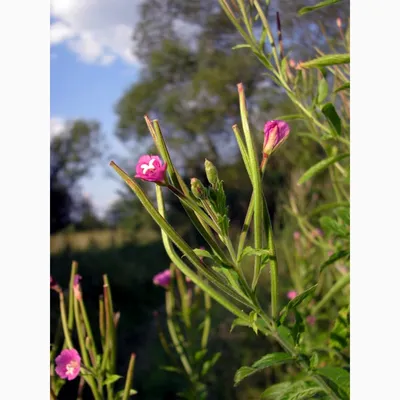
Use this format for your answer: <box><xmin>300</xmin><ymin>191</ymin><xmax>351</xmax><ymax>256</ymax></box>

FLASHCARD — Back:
<box><xmin>293</xmin><ymin>231</ymin><xmax>301</xmax><ymax>241</ymax></box>
<box><xmin>55</xmin><ymin>349</ymin><xmax>81</xmax><ymax>381</ymax></box>
<box><xmin>306</xmin><ymin>315</ymin><xmax>316</xmax><ymax>326</ymax></box>
<box><xmin>263</xmin><ymin>120</ymin><xmax>290</xmax><ymax>155</ymax></box>
<box><xmin>287</xmin><ymin>291</ymin><xmax>297</xmax><ymax>300</ymax></box>
<box><xmin>153</xmin><ymin>269</ymin><xmax>171</xmax><ymax>288</ymax></box>
<box><xmin>73</xmin><ymin>274</ymin><xmax>82</xmax><ymax>300</ymax></box>
<box><xmin>135</xmin><ymin>155</ymin><xmax>167</xmax><ymax>183</ymax></box>
<box><xmin>185</xmin><ymin>276</ymin><xmax>191</xmax><ymax>283</ymax></box>
<box><xmin>311</xmin><ymin>228</ymin><xmax>323</xmax><ymax>238</ymax></box>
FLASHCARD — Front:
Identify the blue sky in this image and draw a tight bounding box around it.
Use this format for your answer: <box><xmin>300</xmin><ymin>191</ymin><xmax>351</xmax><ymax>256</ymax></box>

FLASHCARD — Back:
<box><xmin>50</xmin><ymin>0</ymin><xmax>142</xmax><ymax>216</ymax></box>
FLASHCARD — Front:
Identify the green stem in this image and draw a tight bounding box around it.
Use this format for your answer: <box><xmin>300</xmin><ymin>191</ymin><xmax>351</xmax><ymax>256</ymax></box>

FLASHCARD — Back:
<box><xmin>201</xmin><ymin>293</ymin><xmax>212</xmax><ymax>349</ymax></box>
<box><xmin>59</xmin><ymin>292</ymin><xmax>74</xmax><ymax>349</ymax></box>
<box><xmin>74</xmin><ymin>297</ymin><xmax>103</xmax><ymax>400</ymax></box>
<box><xmin>67</xmin><ymin>261</ymin><xmax>78</xmax><ymax>331</ymax></box>
<box><xmin>262</xmin><ymin>194</ymin><xmax>279</xmax><ymax>318</ymax></box>
<box><xmin>78</xmin><ymin>299</ymin><xmax>98</xmax><ymax>367</ymax></box>
<box><xmin>237</xmin><ymin>83</ymin><xmax>264</xmax><ymax>290</ymax></box>
<box><xmin>122</xmin><ymin>353</ymin><xmax>136</xmax><ymax>400</ymax></box>
<box><xmin>311</xmin><ymin>274</ymin><xmax>350</xmax><ymax>315</ymax></box>
<box><xmin>166</xmin><ymin>288</ymin><xmax>193</xmax><ymax>378</ymax></box>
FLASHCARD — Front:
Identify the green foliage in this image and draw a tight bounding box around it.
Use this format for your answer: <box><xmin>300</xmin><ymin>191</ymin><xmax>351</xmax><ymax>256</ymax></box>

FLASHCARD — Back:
<box><xmin>234</xmin><ymin>353</ymin><xmax>294</xmax><ymax>386</ymax></box>
<box><xmin>298</xmin><ymin>0</ymin><xmax>344</xmax><ymax>15</ymax></box>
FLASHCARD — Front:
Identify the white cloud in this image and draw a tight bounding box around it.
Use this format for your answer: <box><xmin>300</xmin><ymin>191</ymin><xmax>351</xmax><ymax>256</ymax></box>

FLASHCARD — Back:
<box><xmin>50</xmin><ymin>117</ymin><xmax>67</xmax><ymax>139</ymax></box>
<box><xmin>50</xmin><ymin>0</ymin><xmax>142</xmax><ymax>66</ymax></box>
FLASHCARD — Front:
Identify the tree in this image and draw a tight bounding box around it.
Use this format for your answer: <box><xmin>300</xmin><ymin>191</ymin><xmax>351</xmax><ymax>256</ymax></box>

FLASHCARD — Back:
<box><xmin>50</xmin><ymin>120</ymin><xmax>104</xmax><ymax>234</ymax></box>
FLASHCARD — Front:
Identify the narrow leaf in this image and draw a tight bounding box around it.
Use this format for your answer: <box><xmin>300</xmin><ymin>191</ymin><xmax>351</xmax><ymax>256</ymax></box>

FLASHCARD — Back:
<box><xmin>298</xmin><ymin>153</ymin><xmax>349</xmax><ymax>185</ymax></box>
<box><xmin>103</xmin><ymin>374</ymin><xmax>122</xmax><ymax>386</ymax></box>
<box><xmin>317</xmin><ymin>78</ymin><xmax>329</xmax><ymax>103</ymax></box>
<box><xmin>298</xmin><ymin>0</ymin><xmax>343</xmax><ymax>15</ymax></box>
<box><xmin>234</xmin><ymin>353</ymin><xmax>293</xmax><ymax>386</ymax></box>
<box><xmin>321</xmin><ymin>102</ymin><xmax>342</xmax><ymax>135</ymax></box>
<box><xmin>300</xmin><ymin>54</ymin><xmax>349</xmax><ymax>68</ymax></box>
<box><xmin>320</xmin><ymin>250</ymin><xmax>350</xmax><ymax>272</ymax></box>
<box><xmin>334</xmin><ymin>81</ymin><xmax>350</xmax><ymax>93</ymax></box>
<box><xmin>232</xmin><ymin>44</ymin><xmax>252</xmax><ymax>50</ymax></box>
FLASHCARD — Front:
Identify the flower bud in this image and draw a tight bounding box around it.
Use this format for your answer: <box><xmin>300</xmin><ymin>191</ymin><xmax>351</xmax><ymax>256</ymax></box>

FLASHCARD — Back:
<box><xmin>190</xmin><ymin>178</ymin><xmax>207</xmax><ymax>200</ymax></box>
<box><xmin>336</xmin><ymin>17</ymin><xmax>342</xmax><ymax>28</ymax></box>
<box><xmin>204</xmin><ymin>159</ymin><xmax>219</xmax><ymax>186</ymax></box>
<box><xmin>263</xmin><ymin>120</ymin><xmax>290</xmax><ymax>156</ymax></box>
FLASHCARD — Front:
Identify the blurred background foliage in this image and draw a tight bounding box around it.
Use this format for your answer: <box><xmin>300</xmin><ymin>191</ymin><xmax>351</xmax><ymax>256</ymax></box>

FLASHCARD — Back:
<box><xmin>51</xmin><ymin>0</ymin><xmax>349</xmax><ymax>398</ymax></box>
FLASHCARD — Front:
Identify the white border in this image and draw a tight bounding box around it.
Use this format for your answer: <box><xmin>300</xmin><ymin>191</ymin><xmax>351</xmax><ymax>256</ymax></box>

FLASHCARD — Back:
<box><xmin>351</xmin><ymin>0</ymin><xmax>400</xmax><ymax>398</ymax></box>
<box><xmin>0</xmin><ymin>0</ymin><xmax>49</xmax><ymax>396</ymax></box>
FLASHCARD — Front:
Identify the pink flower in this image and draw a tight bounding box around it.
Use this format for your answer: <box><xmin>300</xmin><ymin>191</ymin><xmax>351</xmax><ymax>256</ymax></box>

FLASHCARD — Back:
<box><xmin>55</xmin><ymin>349</ymin><xmax>81</xmax><ymax>380</ymax></box>
<box><xmin>50</xmin><ymin>276</ymin><xmax>61</xmax><ymax>293</ymax></box>
<box><xmin>293</xmin><ymin>231</ymin><xmax>301</xmax><ymax>241</ymax></box>
<box><xmin>135</xmin><ymin>155</ymin><xmax>167</xmax><ymax>183</ymax></box>
<box><xmin>306</xmin><ymin>315</ymin><xmax>316</xmax><ymax>326</ymax></box>
<box><xmin>153</xmin><ymin>269</ymin><xmax>171</xmax><ymax>288</ymax></box>
<box><xmin>287</xmin><ymin>290</ymin><xmax>297</xmax><ymax>300</ymax></box>
<box><xmin>263</xmin><ymin>120</ymin><xmax>290</xmax><ymax>155</ymax></box>
<box><xmin>73</xmin><ymin>274</ymin><xmax>82</xmax><ymax>300</ymax></box>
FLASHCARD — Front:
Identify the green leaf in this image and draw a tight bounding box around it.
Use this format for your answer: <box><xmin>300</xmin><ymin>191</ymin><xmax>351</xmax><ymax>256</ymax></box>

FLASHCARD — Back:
<box><xmin>298</xmin><ymin>0</ymin><xmax>342</xmax><ymax>15</ymax></box>
<box><xmin>161</xmin><ymin>366</ymin><xmax>183</xmax><ymax>374</ymax></box>
<box><xmin>261</xmin><ymin>382</ymin><xmax>292</xmax><ymax>399</ymax></box>
<box><xmin>316</xmin><ymin>367</ymin><xmax>350</xmax><ymax>398</ymax></box>
<box><xmin>194</xmin><ymin>349</ymin><xmax>208</xmax><ymax>362</ymax></box>
<box><xmin>239</xmin><ymin>246</ymin><xmax>271</xmax><ymax>262</ymax></box>
<box><xmin>279</xmin><ymin>285</ymin><xmax>317</xmax><ymax>324</ymax></box>
<box><xmin>201</xmin><ymin>352</ymin><xmax>221</xmax><ymax>376</ymax></box>
<box><xmin>300</xmin><ymin>54</ymin><xmax>349</xmax><ymax>68</ymax></box>
<box><xmin>234</xmin><ymin>353</ymin><xmax>293</xmax><ymax>386</ymax></box>
<box><xmin>232</xmin><ymin>44</ymin><xmax>252</xmax><ymax>50</ymax></box>
<box><xmin>317</xmin><ymin>78</ymin><xmax>329</xmax><ymax>104</ymax></box>
<box><xmin>103</xmin><ymin>374</ymin><xmax>122</xmax><ymax>386</ymax></box>
<box><xmin>309</xmin><ymin>352</ymin><xmax>319</xmax><ymax>370</ymax></box>
<box><xmin>334</xmin><ymin>81</ymin><xmax>350</xmax><ymax>93</ymax></box>
<box><xmin>320</xmin><ymin>250</ymin><xmax>350</xmax><ymax>272</ymax></box>
<box><xmin>320</xmin><ymin>216</ymin><xmax>349</xmax><ymax>238</ymax></box>
<box><xmin>116</xmin><ymin>389</ymin><xmax>138</xmax><ymax>399</ymax></box>
<box><xmin>287</xmin><ymin>284</ymin><xmax>317</xmax><ymax>310</ymax></box>
<box><xmin>330</xmin><ymin>307</ymin><xmax>350</xmax><ymax>352</ymax></box>
<box><xmin>274</xmin><ymin>114</ymin><xmax>304</xmax><ymax>121</ymax></box>
<box><xmin>277</xmin><ymin>325</ymin><xmax>295</xmax><ymax>347</ymax></box>
<box><xmin>230</xmin><ymin>318</ymin><xmax>251</xmax><ymax>332</ymax></box>
<box><xmin>321</xmin><ymin>102</ymin><xmax>342</xmax><ymax>135</ymax></box>
<box><xmin>298</xmin><ymin>153</ymin><xmax>349</xmax><ymax>185</ymax></box>
<box><xmin>286</xmin><ymin>387</ymin><xmax>324</xmax><ymax>400</ymax></box>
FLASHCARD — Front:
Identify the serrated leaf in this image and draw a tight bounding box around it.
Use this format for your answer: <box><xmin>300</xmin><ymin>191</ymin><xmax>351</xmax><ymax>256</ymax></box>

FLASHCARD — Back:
<box><xmin>300</xmin><ymin>54</ymin><xmax>349</xmax><ymax>68</ymax></box>
<box><xmin>103</xmin><ymin>374</ymin><xmax>122</xmax><ymax>386</ymax></box>
<box><xmin>298</xmin><ymin>153</ymin><xmax>349</xmax><ymax>185</ymax></box>
<box><xmin>298</xmin><ymin>0</ymin><xmax>342</xmax><ymax>15</ymax></box>
<box><xmin>234</xmin><ymin>352</ymin><xmax>293</xmax><ymax>386</ymax></box>
<box><xmin>334</xmin><ymin>81</ymin><xmax>350</xmax><ymax>93</ymax></box>
<box><xmin>321</xmin><ymin>103</ymin><xmax>342</xmax><ymax>135</ymax></box>
<box><xmin>320</xmin><ymin>250</ymin><xmax>350</xmax><ymax>272</ymax></box>
<box><xmin>316</xmin><ymin>367</ymin><xmax>350</xmax><ymax>398</ymax></box>
<box><xmin>239</xmin><ymin>246</ymin><xmax>271</xmax><ymax>262</ymax></box>
<box><xmin>317</xmin><ymin>78</ymin><xmax>329</xmax><ymax>104</ymax></box>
